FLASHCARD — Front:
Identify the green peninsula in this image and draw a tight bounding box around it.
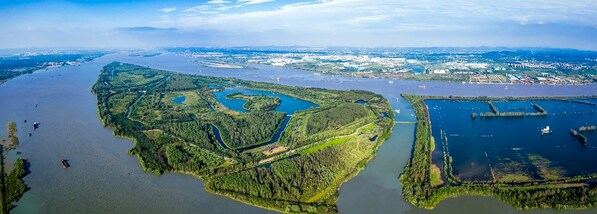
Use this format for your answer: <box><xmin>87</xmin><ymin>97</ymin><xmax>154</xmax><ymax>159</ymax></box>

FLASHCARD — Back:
<box><xmin>92</xmin><ymin>62</ymin><xmax>394</xmax><ymax>213</ymax></box>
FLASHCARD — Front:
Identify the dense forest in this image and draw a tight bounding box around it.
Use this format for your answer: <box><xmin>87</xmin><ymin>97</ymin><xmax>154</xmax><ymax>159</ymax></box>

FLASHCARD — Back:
<box><xmin>401</xmin><ymin>94</ymin><xmax>597</xmax><ymax>210</ymax></box>
<box><xmin>226</xmin><ymin>93</ymin><xmax>281</xmax><ymax>111</ymax></box>
<box><xmin>92</xmin><ymin>62</ymin><xmax>394</xmax><ymax>212</ymax></box>
<box><xmin>214</xmin><ymin>111</ymin><xmax>286</xmax><ymax>149</ymax></box>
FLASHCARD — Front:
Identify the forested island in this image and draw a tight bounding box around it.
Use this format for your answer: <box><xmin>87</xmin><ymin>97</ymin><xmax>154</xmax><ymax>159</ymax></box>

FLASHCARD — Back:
<box><xmin>225</xmin><ymin>92</ymin><xmax>281</xmax><ymax>111</ymax></box>
<box><xmin>92</xmin><ymin>62</ymin><xmax>394</xmax><ymax>213</ymax></box>
<box><xmin>401</xmin><ymin>94</ymin><xmax>597</xmax><ymax>210</ymax></box>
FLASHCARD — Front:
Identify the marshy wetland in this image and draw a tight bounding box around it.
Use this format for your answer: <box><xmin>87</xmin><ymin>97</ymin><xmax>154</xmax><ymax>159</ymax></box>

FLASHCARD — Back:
<box><xmin>427</xmin><ymin>98</ymin><xmax>597</xmax><ymax>182</ymax></box>
<box><xmin>402</xmin><ymin>94</ymin><xmax>597</xmax><ymax>210</ymax></box>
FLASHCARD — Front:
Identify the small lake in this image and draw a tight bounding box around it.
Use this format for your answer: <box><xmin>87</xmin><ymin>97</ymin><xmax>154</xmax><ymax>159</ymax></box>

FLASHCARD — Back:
<box><xmin>171</xmin><ymin>96</ymin><xmax>186</xmax><ymax>104</ymax></box>
<box><xmin>208</xmin><ymin>83</ymin><xmax>222</xmax><ymax>89</ymax></box>
<box><xmin>213</xmin><ymin>87</ymin><xmax>317</xmax><ymax>114</ymax></box>
<box><xmin>355</xmin><ymin>99</ymin><xmax>368</xmax><ymax>104</ymax></box>
<box><xmin>426</xmin><ymin>99</ymin><xmax>597</xmax><ymax>181</ymax></box>
<box><xmin>212</xmin><ymin>87</ymin><xmax>317</xmax><ymax>150</ymax></box>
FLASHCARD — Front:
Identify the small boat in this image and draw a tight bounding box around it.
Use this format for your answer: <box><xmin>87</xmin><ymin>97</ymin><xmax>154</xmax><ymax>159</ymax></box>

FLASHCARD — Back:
<box><xmin>388</xmin><ymin>80</ymin><xmax>394</xmax><ymax>84</ymax></box>
<box><xmin>541</xmin><ymin>126</ymin><xmax>552</xmax><ymax>135</ymax></box>
<box><xmin>395</xmin><ymin>109</ymin><xmax>401</xmax><ymax>114</ymax></box>
<box><xmin>61</xmin><ymin>159</ymin><xmax>70</xmax><ymax>168</ymax></box>
<box><xmin>33</xmin><ymin>122</ymin><xmax>40</xmax><ymax>129</ymax></box>
<box><xmin>504</xmin><ymin>85</ymin><xmax>509</xmax><ymax>90</ymax></box>
<box><xmin>418</xmin><ymin>85</ymin><xmax>427</xmax><ymax>89</ymax></box>
<box><xmin>28</xmin><ymin>133</ymin><xmax>32</xmax><ymax>137</ymax></box>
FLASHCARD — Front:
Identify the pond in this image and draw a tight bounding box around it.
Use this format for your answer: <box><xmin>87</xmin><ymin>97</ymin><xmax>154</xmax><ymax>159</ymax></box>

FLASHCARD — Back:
<box><xmin>213</xmin><ymin>87</ymin><xmax>317</xmax><ymax>114</ymax></box>
<box><xmin>426</xmin><ymin>99</ymin><xmax>597</xmax><ymax>181</ymax></box>
<box><xmin>171</xmin><ymin>96</ymin><xmax>186</xmax><ymax>104</ymax></box>
<box><xmin>211</xmin><ymin>87</ymin><xmax>318</xmax><ymax>150</ymax></box>
<box><xmin>208</xmin><ymin>83</ymin><xmax>222</xmax><ymax>89</ymax></box>
<box><xmin>355</xmin><ymin>99</ymin><xmax>368</xmax><ymax>104</ymax></box>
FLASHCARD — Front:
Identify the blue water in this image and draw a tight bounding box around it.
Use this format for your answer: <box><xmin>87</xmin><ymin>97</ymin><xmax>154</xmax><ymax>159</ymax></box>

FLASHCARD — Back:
<box><xmin>427</xmin><ymin>99</ymin><xmax>597</xmax><ymax>181</ymax></box>
<box><xmin>208</xmin><ymin>83</ymin><xmax>222</xmax><ymax>89</ymax></box>
<box><xmin>404</xmin><ymin>64</ymin><xmax>424</xmax><ymax>73</ymax></box>
<box><xmin>492</xmin><ymin>101</ymin><xmax>538</xmax><ymax>113</ymax></box>
<box><xmin>211</xmin><ymin>87</ymin><xmax>318</xmax><ymax>150</ymax></box>
<box><xmin>355</xmin><ymin>99</ymin><xmax>368</xmax><ymax>104</ymax></box>
<box><xmin>213</xmin><ymin>87</ymin><xmax>317</xmax><ymax>114</ymax></box>
<box><xmin>171</xmin><ymin>96</ymin><xmax>186</xmax><ymax>104</ymax></box>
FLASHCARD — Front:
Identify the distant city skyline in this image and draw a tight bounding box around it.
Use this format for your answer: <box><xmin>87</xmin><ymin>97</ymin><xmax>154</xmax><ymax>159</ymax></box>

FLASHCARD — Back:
<box><xmin>1</xmin><ymin>0</ymin><xmax>596</xmax><ymax>50</ymax></box>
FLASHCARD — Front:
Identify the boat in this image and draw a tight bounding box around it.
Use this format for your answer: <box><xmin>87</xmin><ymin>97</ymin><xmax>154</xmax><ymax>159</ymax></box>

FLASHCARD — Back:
<box><xmin>395</xmin><ymin>109</ymin><xmax>401</xmax><ymax>114</ymax></box>
<box><xmin>33</xmin><ymin>122</ymin><xmax>40</xmax><ymax>129</ymax></box>
<box><xmin>418</xmin><ymin>85</ymin><xmax>427</xmax><ymax>89</ymax></box>
<box><xmin>388</xmin><ymin>80</ymin><xmax>394</xmax><ymax>84</ymax></box>
<box><xmin>541</xmin><ymin>126</ymin><xmax>552</xmax><ymax>135</ymax></box>
<box><xmin>504</xmin><ymin>85</ymin><xmax>509</xmax><ymax>90</ymax></box>
<box><xmin>61</xmin><ymin>159</ymin><xmax>70</xmax><ymax>168</ymax></box>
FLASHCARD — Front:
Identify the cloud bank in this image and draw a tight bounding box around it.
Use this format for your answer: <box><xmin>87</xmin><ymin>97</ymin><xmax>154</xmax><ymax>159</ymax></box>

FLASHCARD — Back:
<box><xmin>0</xmin><ymin>0</ymin><xmax>595</xmax><ymax>49</ymax></box>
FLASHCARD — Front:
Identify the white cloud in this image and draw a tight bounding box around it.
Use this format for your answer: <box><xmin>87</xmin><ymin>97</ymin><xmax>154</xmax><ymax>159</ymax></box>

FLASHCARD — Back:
<box><xmin>147</xmin><ymin>0</ymin><xmax>597</xmax><ymax>48</ymax></box>
<box><xmin>348</xmin><ymin>15</ymin><xmax>389</xmax><ymax>25</ymax></box>
<box><xmin>171</xmin><ymin>0</ymin><xmax>597</xmax><ymax>31</ymax></box>
<box><xmin>160</xmin><ymin>7</ymin><xmax>177</xmax><ymax>13</ymax></box>
<box><xmin>237</xmin><ymin>0</ymin><xmax>275</xmax><ymax>5</ymax></box>
<box><xmin>207</xmin><ymin>0</ymin><xmax>231</xmax><ymax>4</ymax></box>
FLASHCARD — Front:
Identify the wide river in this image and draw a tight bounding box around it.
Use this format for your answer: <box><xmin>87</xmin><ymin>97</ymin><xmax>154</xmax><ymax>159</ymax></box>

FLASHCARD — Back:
<box><xmin>1</xmin><ymin>53</ymin><xmax>596</xmax><ymax>213</ymax></box>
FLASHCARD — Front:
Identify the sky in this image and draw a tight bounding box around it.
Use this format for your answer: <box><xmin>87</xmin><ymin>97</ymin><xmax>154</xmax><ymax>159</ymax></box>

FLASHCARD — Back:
<box><xmin>0</xmin><ymin>0</ymin><xmax>596</xmax><ymax>50</ymax></box>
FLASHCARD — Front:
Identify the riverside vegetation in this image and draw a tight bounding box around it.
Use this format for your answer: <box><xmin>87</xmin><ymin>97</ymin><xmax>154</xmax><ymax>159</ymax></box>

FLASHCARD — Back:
<box><xmin>92</xmin><ymin>62</ymin><xmax>394</xmax><ymax>213</ymax></box>
<box><xmin>1</xmin><ymin>122</ymin><xmax>28</xmax><ymax>213</ymax></box>
<box><xmin>401</xmin><ymin>94</ymin><xmax>597</xmax><ymax>210</ymax></box>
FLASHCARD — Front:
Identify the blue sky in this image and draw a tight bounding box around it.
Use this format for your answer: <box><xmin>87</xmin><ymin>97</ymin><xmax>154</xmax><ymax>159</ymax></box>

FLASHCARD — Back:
<box><xmin>0</xmin><ymin>0</ymin><xmax>596</xmax><ymax>50</ymax></box>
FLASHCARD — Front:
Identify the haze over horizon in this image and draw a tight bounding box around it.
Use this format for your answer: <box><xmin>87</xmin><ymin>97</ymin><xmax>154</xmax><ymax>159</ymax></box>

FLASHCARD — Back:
<box><xmin>1</xmin><ymin>0</ymin><xmax>596</xmax><ymax>50</ymax></box>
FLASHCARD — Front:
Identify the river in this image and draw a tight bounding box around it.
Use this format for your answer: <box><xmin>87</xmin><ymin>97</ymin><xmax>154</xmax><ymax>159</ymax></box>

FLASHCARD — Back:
<box><xmin>1</xmin><ymin>53</ymin><xmax>596</xmax><ymax>213</ymax></box>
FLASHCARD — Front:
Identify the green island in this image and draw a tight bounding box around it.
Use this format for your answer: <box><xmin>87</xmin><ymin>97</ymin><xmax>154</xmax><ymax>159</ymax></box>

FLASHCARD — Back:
<box><xmin>92</xmin><ymin>62</ymin><xmax>394</xmax><ymax>213</ymax></box>
<box><xmin>0</xmin><ymin>122</ymin><xmax>28</xmax><ymax>214</ymax></box>
<box><xmin>225</xmin><ymin>92</ymin><xmax>281</xmax><ymax>111</ymax></box>
<box><xmin>401</xmin><ymin>94</ymin><xmax>597</xmax><ymax>210</ymax></box>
